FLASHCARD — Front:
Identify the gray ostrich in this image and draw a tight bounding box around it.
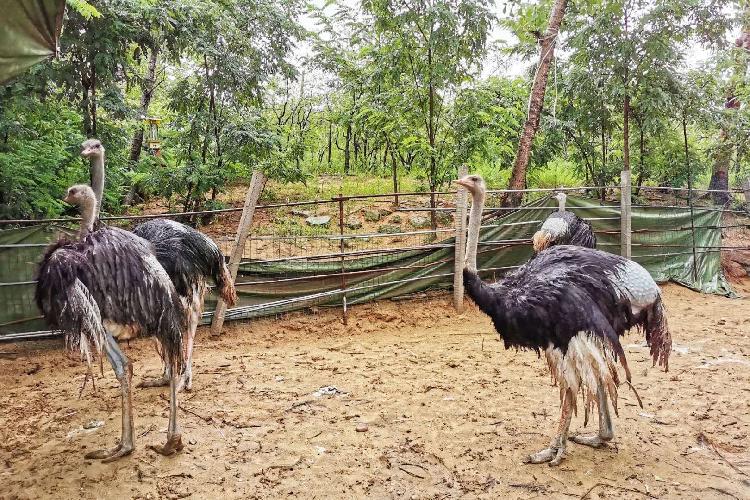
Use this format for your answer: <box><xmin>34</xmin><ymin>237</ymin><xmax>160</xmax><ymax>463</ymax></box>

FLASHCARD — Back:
<box><xmin>80</xmin><ymin>139</ymin><xmax>237</xmax><ymax>391</ymax></box>
<box><xmin>456</xmin><ymin>174</ymin><xmax>671</xmax><ymax>466</ymax></box>
<box><xmin>532</xmin><ymin>192</ymin><xmax>597</xmax><ymax>252</ymax></box>
<box><xmin>35</xmin><ymin>184</ymin><xmax>186</xmax><ymax>461</ymax></box>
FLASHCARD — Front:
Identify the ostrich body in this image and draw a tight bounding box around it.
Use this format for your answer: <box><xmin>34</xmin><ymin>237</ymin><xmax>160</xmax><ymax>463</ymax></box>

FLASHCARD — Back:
<box><xmin>456</xmin><ymin>174</ymin><xmax>671</xmax><ymax>466</ymax></box>
<box><xmin>133</xmin><ymin>218</ymin><xmax>237</xmax><ymax>391</ymax></box>
<box><xmin>81</xmin><ymin>139</ymin><xmax>237</xmax><ymax>391</ymax></box>
<box><xmin>532</xmin><ymin>192</ymin><xmax>596</xmax><ymax>252</ymax></box>
<box><xmin>35</xmin><ymin>185</ymin><xmax>186</xmax><ymax>461</ymax></box>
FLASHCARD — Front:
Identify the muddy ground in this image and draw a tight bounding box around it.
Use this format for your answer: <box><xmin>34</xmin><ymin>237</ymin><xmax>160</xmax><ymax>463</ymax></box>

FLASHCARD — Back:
<box><xmin>1</xmin><ymin>283</ymin><xmax>749</xmax><ymax>499</ymax></box>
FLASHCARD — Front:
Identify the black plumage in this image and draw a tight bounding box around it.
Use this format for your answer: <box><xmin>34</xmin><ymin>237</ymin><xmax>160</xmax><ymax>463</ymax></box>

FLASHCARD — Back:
<box><xmin>132</xmin><ymin>219</ymin><xmax>235</xmax><ymax>305</ymax></box>
<box><xmin>463</xmin><ymin>246</ymin><xmax>670</xmax><ymax>374</ymax></box>
<box><xmin>35</xmin><ymin>226</ymin><xmax>185</xmax><ymax>372</ymax></box>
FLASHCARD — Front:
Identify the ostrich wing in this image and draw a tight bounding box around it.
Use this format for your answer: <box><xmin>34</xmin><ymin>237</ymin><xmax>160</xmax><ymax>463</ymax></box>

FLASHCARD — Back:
<box><xmin>464</xmin><ymin>246</ymin><xmax>643</xmax><ymax>361</ymax></box>
<box><xmin>133</xmin><ymin>219</ymin><xmax>236</xmax><ymax>305</ymax></box>
<box><xmin>35</xmin><ymin>246</ymin><xmax>106</xmax><ymax>366</ymax></box>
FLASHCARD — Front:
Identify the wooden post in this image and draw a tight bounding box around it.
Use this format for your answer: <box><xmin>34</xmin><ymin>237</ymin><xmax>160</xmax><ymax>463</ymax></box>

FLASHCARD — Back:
<box><xmin>210</xmin><ymin>170</ymin><xmax>267</xmax><ymax>336</ymax></box>
<box><xmin>620</xmin><ymin>169</ymin><xmax>632</xmax><ymax>259</ymax></box>
<box><xmin>743</xmin><ymin>178</ymin><xmax>750</xmax><ymax>204</ymax></box>
<box><xmin>337</xmin><ymin>194</ymin><xmax>348</xmax><ymax>325</ymax></box>
<box><xmin>453</xmin><ymin>164</ymin><xmax>468</xmax><ymax>312</ymax></box>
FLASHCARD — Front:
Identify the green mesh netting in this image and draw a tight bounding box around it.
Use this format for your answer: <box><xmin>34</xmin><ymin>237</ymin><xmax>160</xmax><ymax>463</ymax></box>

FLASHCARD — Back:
<box><xmin>0</xmin><ymin>196</ymin><xmax>732</xmax><ymax>338</ymax></box>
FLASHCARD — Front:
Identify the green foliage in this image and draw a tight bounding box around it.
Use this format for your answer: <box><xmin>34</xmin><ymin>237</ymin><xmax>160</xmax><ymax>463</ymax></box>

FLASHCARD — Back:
<box><xmin>528</xmin><ymin>159</ymin><xmax>584</xmax><ymax>189</ymax></box>
<box><xmin>66</xmin><ymin>0</ymin><xmax>101</xmax><ymax>19</ymax></box>
<box><xmin>0</xmin><ymin>98</ymin><xmax>85</xmax><ymax>218</ymax></box>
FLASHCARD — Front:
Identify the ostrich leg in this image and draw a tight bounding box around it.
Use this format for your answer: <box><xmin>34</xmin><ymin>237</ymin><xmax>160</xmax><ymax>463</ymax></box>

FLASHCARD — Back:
<box><xmin>524</xmin><ymin>389</ymin><xmax>574</xmax><ymax>466</ymax></box>
<box><xmin>570</xmin><ymin>382</ymin><xmax>614</xmax><ymax>447</ymax></box>
<box><xmin>148</xmin><ymin>371</ymin><xmax>184</xmax><ymax>456</ymax></box>
<box><xmin>85</xmin><ymin>332</ymin><xmax>134</xmax><ymax>462</ymax></box>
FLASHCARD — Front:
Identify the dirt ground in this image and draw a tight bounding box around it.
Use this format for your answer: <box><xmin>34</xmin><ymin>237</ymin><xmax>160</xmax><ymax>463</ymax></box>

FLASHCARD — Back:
<box><xmin>1</xmin><ymin>283</ymin><xmax>749</xmax><ymax>499</ymax></box>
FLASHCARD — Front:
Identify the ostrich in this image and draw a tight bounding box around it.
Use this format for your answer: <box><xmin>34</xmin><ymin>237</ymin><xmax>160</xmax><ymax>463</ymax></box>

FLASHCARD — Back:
<box><xmin>455</xmin><ymin>174</ymin><xmax>671</xmax><ymax>466</ymax></box>
<box><xmin>80</xmin><ymin>139</ymin><xmax>237</xmax><ymax>391</ymax></box>
<box><xmin>35</xmin><ymin>184</ymin><xmax>186</xmax><ymax>461</ymax></box>
<box><xmin>532</xmin><ymin>192</ymin><xmax>596</xmax><ymax>252</ymax></box>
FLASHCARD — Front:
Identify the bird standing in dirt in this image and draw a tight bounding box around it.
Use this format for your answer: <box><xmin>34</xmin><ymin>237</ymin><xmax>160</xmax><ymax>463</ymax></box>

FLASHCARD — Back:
<box><xmin>456</xmin><ymin>174</ymin><xmax>671</xmax><ymax>466</ymax></box>
<box><xmin>532</xmin><ymin>192</ymin><xmax>596</xmax><ymax>252</ymax></box>
<box><xmin>35</xmin><ymin>184</ymin><xmax>186</xmax><ymax>461</ymax></box>
<box><xmin>80</xmin><ymin>139</ymin><xmax>237</xmax><ymax>392</ymax></box>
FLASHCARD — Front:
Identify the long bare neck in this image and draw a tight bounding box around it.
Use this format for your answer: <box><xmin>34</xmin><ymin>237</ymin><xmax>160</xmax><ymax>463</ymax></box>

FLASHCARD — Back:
<box><xmin>78</xmin><ymin>198</ymin><xmax>97</xmax><ymax>239</ymax></box>
<box><xmin>557</xmin><ymin>194</ymin><xmax>566</xmax><ymax>212</ymax></box>
<box><xmin>89</xmin><ymin>153</ymin><xmax>105</xmax><ymax>217</ymax></box>
<box><xmin>465</xmin><ymin>187</ymin><xmax>485</xmax><ymax>273</ymax></box>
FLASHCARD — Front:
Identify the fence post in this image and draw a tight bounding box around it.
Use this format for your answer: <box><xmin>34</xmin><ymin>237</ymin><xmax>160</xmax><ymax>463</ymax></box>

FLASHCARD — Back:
<box><xmin>743</xmin><ymin>178</ymin><xmax>750</xmax><ymax>204</ymax></box>
<box><xmin>620</xmin><ymin>169</ymin><xmax>632</xmax><ymax>259</ymax></box>
<box><xmin>453</xmin><ymin>164</ymin><xmax>468</xmax><ymax>312</ymax></box>
<box><xmin>337</xmin><ymin>193</ymin><xmax>348</xmax><ymax>325</ymax></box>
<box><xmin>210</xmin><ymin>170</ymin><xmax>267</xmax><ymax>336</ymax></box>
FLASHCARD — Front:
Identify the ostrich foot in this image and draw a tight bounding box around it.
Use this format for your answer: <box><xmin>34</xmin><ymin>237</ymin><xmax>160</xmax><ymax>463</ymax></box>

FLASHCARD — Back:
<box><xmin>149</xmin><ymin>434</ymin><xmax>184</xmax><ymax>457</ymax></box>
<box><xmin>137</xmin><ymin>374</ymin><xmax>169</xmax><ymax>388</ymax></box>
<box><xmin>85</xmin><ymin>442</ymin><xmax>134</xmax><ymax>462</ymax></box>
<box><xmin>570</xmin><ymin>434</ymin><xmax>611</xmax><ymax>448</ymax></box>
<box><xmin>523</xmin><ymin>445</ymin><xmax>566</xmax><ymax>466</ymax></box>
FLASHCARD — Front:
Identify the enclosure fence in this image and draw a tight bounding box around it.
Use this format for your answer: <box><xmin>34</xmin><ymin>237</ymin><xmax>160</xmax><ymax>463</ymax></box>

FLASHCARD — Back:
<box><xmin>1</xmin><ymin>180</ymin><xmax>749</xmax><ymax>342</ymax></box>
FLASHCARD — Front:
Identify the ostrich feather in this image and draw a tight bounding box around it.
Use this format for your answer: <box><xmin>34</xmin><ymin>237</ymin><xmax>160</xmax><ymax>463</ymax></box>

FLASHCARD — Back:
<box><xmin>133</xmin><ymin>219</ymin><xmax>236</xmax><ymax>307</ymax></box>
<box><xmin>35</xmin><ymin>226</ymin><xmax>186</xmax><ymax>372</ymax></box>
<box><xmin>463</xmin><ymin>245</ymin><xmax>671</xmax><ymax>374</ymax></box>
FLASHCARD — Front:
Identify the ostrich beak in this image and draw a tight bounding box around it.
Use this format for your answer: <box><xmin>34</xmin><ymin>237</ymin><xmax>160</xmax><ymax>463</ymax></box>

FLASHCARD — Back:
<box><xmin>454</xmin><ymin>179</ymin><xmax>471</xmax><ymax>189</ymax></box>
<box><xmin>63</xmin><ymin>193</ymin><xmax>72</xmax><ymax>204</ymax></box>
<box><xmin>81</xmin><ymin>148</ymin><xmax>92</xmax><ymax>157</ymax></box>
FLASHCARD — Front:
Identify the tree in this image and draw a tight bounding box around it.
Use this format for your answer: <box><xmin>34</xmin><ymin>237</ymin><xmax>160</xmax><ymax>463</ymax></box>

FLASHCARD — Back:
<box><xmin>503</xmin><ymin>0</ymin><xmax>568</xmax><ymax>206</ymax></box>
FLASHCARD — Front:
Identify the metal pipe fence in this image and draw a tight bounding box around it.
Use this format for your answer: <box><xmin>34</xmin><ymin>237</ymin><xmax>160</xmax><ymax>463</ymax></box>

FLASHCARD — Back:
<box><xmin>1</xmin><ymin>182</ymin><xmax>749</xmax><ymax>342</ymax></box>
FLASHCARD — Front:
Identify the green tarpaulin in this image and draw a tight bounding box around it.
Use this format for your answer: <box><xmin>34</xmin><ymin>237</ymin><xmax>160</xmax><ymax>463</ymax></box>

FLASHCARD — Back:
<box><xmin>0</xmin><ymin>0</ymin><xmax>65</xmax><ymax>84</ymax></box>
<box><xmin>0</xmin><ymin>196</ymin><xmax>733</xmax><ymax>338</ymax></box>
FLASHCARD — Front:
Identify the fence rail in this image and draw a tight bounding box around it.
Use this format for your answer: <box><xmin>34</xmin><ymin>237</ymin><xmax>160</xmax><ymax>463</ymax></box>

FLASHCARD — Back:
<box><xmin>1</xmin><ymin>178</ymin><xmax>749</xmax><ymax>342</ymax></box>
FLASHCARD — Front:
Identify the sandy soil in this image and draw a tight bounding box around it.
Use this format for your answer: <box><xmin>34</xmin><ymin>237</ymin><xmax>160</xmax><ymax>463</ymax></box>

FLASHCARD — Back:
<box><xmin>1</xmin><ymin>283</ymin><xmax>749</xmax><ymax>499</ymax></box>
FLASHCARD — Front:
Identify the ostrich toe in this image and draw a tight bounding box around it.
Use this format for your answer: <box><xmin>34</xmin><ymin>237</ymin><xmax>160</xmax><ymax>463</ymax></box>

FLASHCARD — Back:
<box><xmin>524</xmin><ymin>446</ymin><xmax>558</xmax><ymax>465</ymax></box>
<box><xmin>149</xmin><ymin>433</ymin><xmax>184</xmax><ymax>457</ymax></box>
<box><xmin>569</xmin><ymin>434</ymin><xmax>611</xmax><ymax>448</ymax></box>
<box><xmin>137</xmin><ymin>374</ymin><xmax>169</xmax><ymax>388</ymax></box>
<box><xmin>84</xmin><ymin>442</ymin><xmax>133</xmax><ymax>462</ymax></box>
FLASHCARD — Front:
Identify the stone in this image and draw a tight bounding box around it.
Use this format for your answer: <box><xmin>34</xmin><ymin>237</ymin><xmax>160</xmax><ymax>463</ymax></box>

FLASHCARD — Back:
<box><xmin>364</xmin><ymin>209</ymin><xmax>382</xmax><ymax>222</ymax></box>
<box><xmin>345</xmin><ymin>216</ymin><xmax>363</xmax><ymax>229</ymax></box>
<box><xmin>409</xmin><ymin>215</ymin><xmax>430</xmax><ymax>229</ymax></box>
<box><xmin>377</xmin><ymin>224</ymin><xmax>401</xmax><ymax>234</ymax></box>
<box><xmin>356</xmin><ymin>423</ymin><xmax>369</xmax><ymax>432</ymax></box>
<box><xmin>291</xmin><ymin>209</ymin><xmax>311</xmax><ymax>217</ymax></box>
<box><xmin>306</xmin><ymin>215</ymin><xmax>331</xmax><ymax>226</ymax></box>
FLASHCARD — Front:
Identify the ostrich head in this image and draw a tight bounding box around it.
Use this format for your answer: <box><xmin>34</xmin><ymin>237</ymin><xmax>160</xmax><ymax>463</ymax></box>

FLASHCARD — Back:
<box><xmin>80</xmin><ymin>139</ymin><xmax>105</xmax><ymax>217</ymax></box>
<box><xmin>455</xmin><ymin>174</ymin><xmax>486</xmax><ymax>273</ymax></box>
<box><xmin>80</xmin><ymin>139</ymin><xmax>104</xmax><ymax>159</ymax></box>
<box><xmin>64</xmin><ymin>184</ymin><xmax>98</xmax><ymax>238</ymax></box>
<box><xmin>455</xmin><ymin>174</ymin><xmax>486</xmax><ymax>198</ymax></box>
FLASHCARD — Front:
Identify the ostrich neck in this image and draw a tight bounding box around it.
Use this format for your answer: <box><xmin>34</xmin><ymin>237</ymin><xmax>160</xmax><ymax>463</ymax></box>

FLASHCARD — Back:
<box><xmin>465</xmin><ymin>188</ymin><xmax>485</xmax><ymax>273</ymax></box>
<box><xmin>558</xmin><ymin>195</ymin><xmax>566</xmax><ymax>212</ymax></box>
<box><xmin>89</xmin><ymin>154</ymin><xmax>105</xmax><ymax>216</ymax></box>
<box><xmin>78</xmin><ymin>198</ymin><xmax>97</xmax><ymax>239</ymax></box>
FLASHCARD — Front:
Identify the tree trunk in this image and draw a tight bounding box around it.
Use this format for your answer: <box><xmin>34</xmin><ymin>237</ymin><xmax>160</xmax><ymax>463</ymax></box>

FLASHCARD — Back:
<box><xmin>503</xmin><ymin>0</ymin><xmax>568</xmax><ymax>207</ymax></box>
<box><xmin>623</xmin><ymin>94</ymin><xmax>630</xmax><ymax>173</ymax></box>
<box><xmin>124</xmin><ymin>46</ymin><xmax>160</xmax><ymax>206</ymax></box>
<box><xmin>710</xmin><ymin>30</ymin><xmax>750</xmax><ymax>205</ymax></box>
<box><xmin>129</xmin><ymin>46</ymin><xmax>159</xmax><ymax>164</ymax></box>
<box><xmin>327</xmin><ymin>122</ymin><xmax>332</xmax><ymax>165</ymax></box>
<box><xmin>344</xmin><ymin>123</ymin><xmax>351</xmax><ymax>174</ymax></box>
<box><xmin>600</xmin><ymin>114</ymin><xmax>607</xmax><ymax>201</ymax></box>
<box><xmin>427</xmin><ymin>46</ymin><xmax>437</xmax><ymax>231</ymax></box>
<box><xmin>391</xmin><ymin>151</ymin><xmax>399</xmax><ymax>207</ymax></box>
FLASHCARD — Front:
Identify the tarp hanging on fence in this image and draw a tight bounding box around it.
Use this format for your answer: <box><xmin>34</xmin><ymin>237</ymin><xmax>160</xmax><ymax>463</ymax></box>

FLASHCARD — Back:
<box><xmin>0</xmin><ymin>0</ymin><xmax>65</xmax><ymax>84</ymax></box>
<box><xmin>0</xmin><ymin>196</ymin><xmax>734</xmax><ymax>338</ymax></box>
